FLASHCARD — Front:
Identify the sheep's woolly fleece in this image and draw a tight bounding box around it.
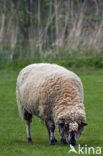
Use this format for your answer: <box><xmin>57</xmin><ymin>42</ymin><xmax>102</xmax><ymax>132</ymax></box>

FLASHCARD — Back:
<box><xmin>16</xmin><ymin>63</ymin><xmax>86</xmax><ymax>131</ymax></box>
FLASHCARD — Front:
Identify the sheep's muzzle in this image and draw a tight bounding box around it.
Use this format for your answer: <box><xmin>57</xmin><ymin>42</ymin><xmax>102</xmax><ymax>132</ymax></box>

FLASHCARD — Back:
<box><xmin>69</xmin><ymin>131</ymin><xmax>76</xmax><ymax>146</ymax></box>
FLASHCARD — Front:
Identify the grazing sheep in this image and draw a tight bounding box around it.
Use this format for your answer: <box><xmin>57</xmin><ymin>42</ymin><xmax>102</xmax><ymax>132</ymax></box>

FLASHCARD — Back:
<box><xmin>16</xmin><ymin>63</ymin><xmax>87</xmax><ymax>146</ymax></box>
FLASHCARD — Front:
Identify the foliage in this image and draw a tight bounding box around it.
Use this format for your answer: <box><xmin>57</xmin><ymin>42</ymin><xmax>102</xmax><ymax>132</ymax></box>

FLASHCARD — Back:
<box><xmin>0</xmin><ymin>0</ymin><xmax>103</xmax><ymax>67</ymax></box>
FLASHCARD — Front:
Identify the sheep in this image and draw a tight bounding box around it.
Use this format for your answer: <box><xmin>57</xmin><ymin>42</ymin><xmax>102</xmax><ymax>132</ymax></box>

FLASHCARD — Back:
<box><xmin>16</xmin><ymin>63</ymin><xmax>87</xmax><ymax>146</ymax></box>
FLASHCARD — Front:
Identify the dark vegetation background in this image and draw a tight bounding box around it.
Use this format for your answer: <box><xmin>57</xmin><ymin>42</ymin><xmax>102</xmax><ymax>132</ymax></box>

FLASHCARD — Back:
<box><xmin>0</xmin><ymin>0</ymin><xmax>103</xmax><ymax>69</ymax></box>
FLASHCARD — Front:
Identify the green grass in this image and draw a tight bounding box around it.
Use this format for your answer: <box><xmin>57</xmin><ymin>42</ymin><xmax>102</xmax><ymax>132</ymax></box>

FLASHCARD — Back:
<box><xmin>0</xmin><ymin>67</ymin><xmax>103</xmax><ymax>156</ymax></box>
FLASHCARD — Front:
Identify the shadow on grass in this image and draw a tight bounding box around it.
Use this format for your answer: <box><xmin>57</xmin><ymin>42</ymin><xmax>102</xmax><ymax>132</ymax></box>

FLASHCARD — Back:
<box><xmin>1</xmin><ymin>138</ymin><xmax>103</xmax><ymax>148</ymax></box>
<box><xmin>0</xmin><ymin>138</ymin><xmax>69</xmax><ymax>148</ymax></box>
<box><xmin>78</xmin><ymin>140</ymin><xmax>103</xmax><ymax>146</ymax></box>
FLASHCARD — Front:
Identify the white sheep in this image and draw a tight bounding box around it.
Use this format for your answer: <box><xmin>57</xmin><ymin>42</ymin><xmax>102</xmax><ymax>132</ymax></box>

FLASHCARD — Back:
<box><xmin>16</xmin><ymin>63</ymin><xmax>87</xmax><ymax>146</ymax></box>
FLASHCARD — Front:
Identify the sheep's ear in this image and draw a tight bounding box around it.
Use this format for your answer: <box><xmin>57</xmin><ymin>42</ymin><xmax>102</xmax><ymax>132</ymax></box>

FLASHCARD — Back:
<box><xmin>81</xmin><ymin>122</ymin><xmax>88</xmax><ymax>127</ymax></box>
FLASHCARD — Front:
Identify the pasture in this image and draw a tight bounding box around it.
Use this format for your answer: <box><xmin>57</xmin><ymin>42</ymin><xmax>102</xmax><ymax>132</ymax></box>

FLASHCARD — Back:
<box><xmin>0</xmin><ymin>67</ymin><xmax>103</xmax><ymax>156</ymax></box>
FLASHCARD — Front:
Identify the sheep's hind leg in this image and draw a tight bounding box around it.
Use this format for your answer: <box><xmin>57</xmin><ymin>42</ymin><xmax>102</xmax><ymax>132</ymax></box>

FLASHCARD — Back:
<box><xmin>24</xmin><ymin>110</ymin><xmax>32</xmax><ymax>142</ymax></box>
<box><xmin>26</xmin><ymin>120</ymin><xmax>32</xmax><ymax>142</ymax></box>
<box><xmin>45</xmin><ymin>120</ymin><xmax>57</xmax><ymax>145</ymax></box>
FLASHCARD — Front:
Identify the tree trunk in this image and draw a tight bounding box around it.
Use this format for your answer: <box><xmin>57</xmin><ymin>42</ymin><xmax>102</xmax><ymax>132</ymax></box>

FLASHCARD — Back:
<box><xmin>38</xmin><ymin>0</ymin><xmax>41</xmax><ymax>26</ymax></box>
<box><xmin>24</xmin><ymin>0</ymin><xmax>32</xmax><ymax>42</ymax></box>
<box><xmin>54</xmin><ymin>0</ymin><xmax>59</xmax><ymax>41</ymax></box>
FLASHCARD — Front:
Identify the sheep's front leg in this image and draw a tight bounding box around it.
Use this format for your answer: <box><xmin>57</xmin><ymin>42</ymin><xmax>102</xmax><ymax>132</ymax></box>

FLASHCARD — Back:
<box><xmin>45</xmin><ymin>120</ymin><xmax>57</xmax><ymax>145</ymax></box>
<box><xmin>61</xmin><ymin>137</ymin><xmax>67</xmax><ymax>145</ymax></box>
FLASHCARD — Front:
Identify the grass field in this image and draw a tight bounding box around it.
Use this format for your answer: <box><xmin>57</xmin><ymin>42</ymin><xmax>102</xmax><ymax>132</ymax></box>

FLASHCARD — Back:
<box><xmin>0</xmin><ymin>67</ymin><xmax>103</xmax><ymax>156</ymax></box>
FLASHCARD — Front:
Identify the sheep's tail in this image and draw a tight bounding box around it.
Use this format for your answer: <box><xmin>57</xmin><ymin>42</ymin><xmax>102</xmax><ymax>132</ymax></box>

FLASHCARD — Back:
<box><xmin>16</xmin><ymin>86</ymin><xmax>25</xmax><ymax>120</ymax></box>
<box><xmin>17</xmin><ymin>102</ymin><xmax>25</xmax><ymax>120</ymax></box>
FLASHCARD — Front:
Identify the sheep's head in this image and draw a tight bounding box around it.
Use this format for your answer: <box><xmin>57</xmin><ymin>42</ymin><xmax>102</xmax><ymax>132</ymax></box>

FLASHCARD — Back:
<box><xmin>56</xmin><ymin>118</ymin><xmax>87</xmax><ymax>146</ymax></box>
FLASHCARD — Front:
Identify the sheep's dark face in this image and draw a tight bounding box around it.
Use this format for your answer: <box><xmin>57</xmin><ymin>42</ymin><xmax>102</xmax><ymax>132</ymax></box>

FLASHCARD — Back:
<box><xmin>68</xmin><ymin>122</ymin><xmax>88</xmax><ymax>146</ymax></box>
<box><xmin>57</xmin><ymin>119</ymin><xmax>87</xmax><ymax>146</ymax></box>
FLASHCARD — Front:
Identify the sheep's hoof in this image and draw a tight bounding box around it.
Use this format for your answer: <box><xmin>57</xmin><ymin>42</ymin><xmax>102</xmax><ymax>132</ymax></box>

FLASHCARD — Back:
<box><xmin>49</xmin><ymin>139</ymin><xmax>56</xmax><ymax>145</ymax></box>
<box><xmin>27</xmin><ymin>137</ymin><xmax>32</xmax><ymax>142</ymax></box>
<box><xmin>61</xmin><ymin>138</ymin><xmax>67</xmax><ymax>145</ymax></box>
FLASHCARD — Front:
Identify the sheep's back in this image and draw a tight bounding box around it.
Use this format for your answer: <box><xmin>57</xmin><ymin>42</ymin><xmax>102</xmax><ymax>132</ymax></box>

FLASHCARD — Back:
<box><xmin>16</xmin><ymin>63</ymin><xmax>83</xmax><ymax>119</ymax></box>
<box><xmin>17</xmin><ymin>63</ymin><xmax>81</xmax><ymax>85</ymax></box>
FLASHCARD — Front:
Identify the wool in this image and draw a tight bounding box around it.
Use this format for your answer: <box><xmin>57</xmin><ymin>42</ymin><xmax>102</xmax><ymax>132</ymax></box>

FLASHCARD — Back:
<box><xmin>16</xmin><ymin>63</ymin><xmax>86</xmax><ymax>132</ymax></box>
